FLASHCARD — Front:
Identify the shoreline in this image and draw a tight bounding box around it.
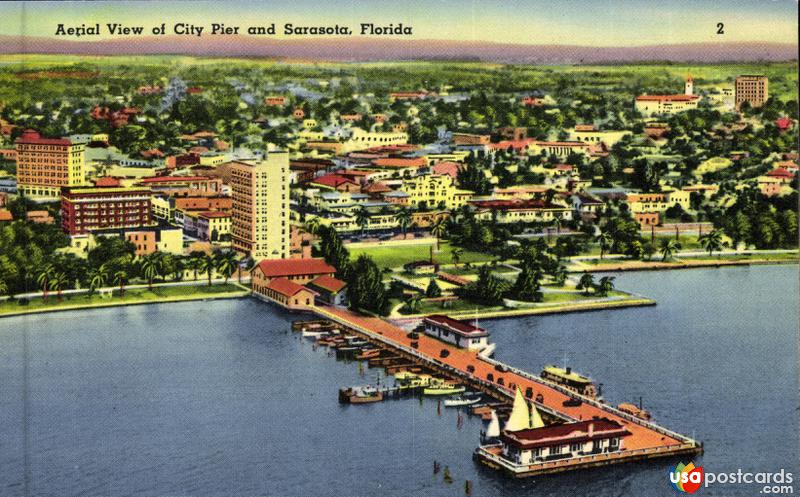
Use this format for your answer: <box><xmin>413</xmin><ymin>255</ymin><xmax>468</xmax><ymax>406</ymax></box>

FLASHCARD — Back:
<box><xmin>0</xmin><ymin>289</ymin><xmax>248</xmax><ymax>319</ymax></box>
<box><xmin>391</xmin><ymin>297</ymin><xmax>656</xmax><ymax>322</ymax></box>
<box><xmin>574</xmin><ymin>258</ymin><xmax>798</xmax><ymax>273</ymax></box>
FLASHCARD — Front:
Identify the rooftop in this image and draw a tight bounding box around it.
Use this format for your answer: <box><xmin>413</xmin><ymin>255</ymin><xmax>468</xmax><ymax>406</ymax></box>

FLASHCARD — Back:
<box><xmin>256</xmin><ymin>257</ymin><xmax>336</xmax><ymax>278</ymax></box>
<box><xmin>265</xmin><ymin>277</ymin><xmax>310</xmax><ymax>297</ymax></box>
<box><xmin>308</xmin><ymin>275</ymin><xmax>347</xmax><ymax>293</ymax></box>
<box><xmin>501</xmin><ymin>419</ymin><xmax>630</xmax><ymax>450</ymax></box>
<box><xmin>424</xmin><ymin>314</ymin><xmax>488</xmax><ymax>337</ymax></box>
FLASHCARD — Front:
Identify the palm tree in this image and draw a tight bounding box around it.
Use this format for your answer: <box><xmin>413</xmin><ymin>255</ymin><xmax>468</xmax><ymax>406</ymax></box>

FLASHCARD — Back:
<box><xmin>403</xmin><ymin>294</ymin><xmax>422</xmax><ymax>313</ymax></box>
<box><xmin>88</xmin><ymin>264</ymin><xmax>109</xmax><ymax>296</ymax></box>
<box><xmin>50</xmin><ymin>272</ymin><xmax>69</xmax><ymax>301</ymax></box>
<box><xmin>551</xmin><ymin>264</ymin><xmax>568</xmax><ymax>287</ymax></box>
<box><xmin>304</xmin><ymin>217</ymin><xmax>321</xmax><ymax>236</ymax></box>
<box><xmin>396</xmin><ymin>208</ymin><xmax>412</xmax><ymax>239</ymax></box>
<box><xmin>577</xmin><ymin>272</ymin><xmax>595</xmax><ymax>295</ymax></box>
<box><xmin>140</xmin><ymin>254</ymin><xmax>162</xmax><ymax>290</ymax></box>
<box><xmin>595</xmin><ymin>231</ymin><xmax>612</xmax><ymax>260</ymax></box>
<box><xmin>451</xmin><ymin>247</ymin><xmax>463</xmax><ymax>267</ymax></box>
<box><xmin>37</xmin><ymin>264</ymin><xmax>55</xmax><ymax>300</ymax></box>
<box><xmin>660</xmin><ymin>238</ymin><xmax>681</xmax><ymax>262</ymax></box>
<box><xmin>113</xmin><ymin>270</ymin><xmax>128</xmax><ymax>297</ymax></box>
<box><xmin>199</xmin><ymin>254</ymin><xmax>215</xmax><ymax>286</ymax></box>
<box><xmin>355</xmin><ymin>207</ymin><xmax>370</xmax><ymax>237</ymax></box>
<box><xmin>595</xmin><ymin>276</ymin><xmax>615</xmax><ymax>297</ymax></box>
<box><xmin>699</xmin><ymin>230</ymin><xmax>724</xmax><ymax>257</ymax></box>
<box><xmin>186</xmin><ymin>251</ymin><xmax>204</xmax><ymax>281</ymax></box>
<box><xmin>214</xmin><ymin>250</ymin><xmax>238</xmax><ymax>284</ymax></box>
<box><xmin>239</xmin><ymin>257</ymin><xmax>255</xmax><ymax>285</ymax></box>
<box><xmin>430</xmin><ymin>217</ymin><xmax>447</xmax><ymax>251</ymax></box>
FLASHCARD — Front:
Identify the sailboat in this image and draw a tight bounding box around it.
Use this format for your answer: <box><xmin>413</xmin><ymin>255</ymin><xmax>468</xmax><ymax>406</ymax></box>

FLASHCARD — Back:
<box><xmin>505</xmin><ymin>387</ymin><xmax>545</xmax><ymax>432</ymax></box>
<box><xmin>481</xmin><ymin>409</ymin><xmax>501</xmax><ymax>443</ymax></box>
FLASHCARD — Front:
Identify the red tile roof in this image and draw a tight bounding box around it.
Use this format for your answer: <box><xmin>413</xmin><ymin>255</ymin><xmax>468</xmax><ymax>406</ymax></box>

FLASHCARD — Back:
<box><xmin>311</xmin><ymin>174</ymin><xmax>358</xmax><ymax>189</ymax></box>
<box><xmin>140</xmin><ymin>175</ymin><xmax>214</xmax><ymax>183</ymax></box>
<box><xmin>15</xmin><ymin>130</ymin><xmax>71</xmax><ymax>146</ymax></box>
<box><xmin>371</xmin><ymin>157</ymin><xmax>428</xmax><ymax>168</ymax></box>
<box><xmin>431</xmin><ymin>161</ymin><xmax>460</xmax><ymax>179</ymax></box>
<box><xmin>94</xmin><ymin>177</ymin><xmax>121</xmax><ymax>187</ymax></box>
<box><xmin>0</xmin><ymin>209</ymin><xmax>13</xmax><ymax>222</ymax></box>
<box><xmin>198</xmin><ymin>211</ymin><xmax>230</xmax><ymax>219</ymax></box>
<box><xmin>362</xmin><ymin>181</ymin><xmax>392</xmax><ymax>194</ymax></box>
<box><xmin>308</xmin><ymin>275</ymin><xmax>347</xmax><ymax>293</ymax></box>
<box><xmin>265</xmin><ymin>278</ymin><xmax>310</xmax><ymax>297</ymax></box>
<box><xmin>766</xmin><ymin>168</ymin><xmax>795</xmax><ymax>178</ymax></box>
<box><xmin>256</xmin><ymin>258</ymin><xmax>336</xmax><ymax>278</ymax></box>
<box><xmin>775</xmin><ymin>117</ymin><xmax>793</xmax><ymax>130</ymax></box>
<box><xmin>635</xmin><ymin>95</ymin><xmax>699</xmax><ymax>102</ymax></box>
<box><xmin>424</xmin><ymin>314</ymin><xmax>488</xmax><ymax>337</ymax></box>
<box><xmin>501</xmin><ymin>419</ymin><xmax>630</xmax><ymax>450</ymax></box>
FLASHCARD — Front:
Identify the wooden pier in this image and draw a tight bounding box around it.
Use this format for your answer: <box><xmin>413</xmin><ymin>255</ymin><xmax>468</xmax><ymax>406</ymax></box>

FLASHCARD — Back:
<box><xmin>311</xmin><ymin>305</ymin><xmax>703</xmax><ymax>476</ymax></box>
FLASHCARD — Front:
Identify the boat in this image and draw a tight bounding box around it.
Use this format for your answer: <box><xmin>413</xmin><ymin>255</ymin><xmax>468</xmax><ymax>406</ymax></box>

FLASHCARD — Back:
<box><xmin>540</xmin><ymin>365</ymin><xmax>598</xmax><ymax>398</ymax></box>
<box><xmin>355</xmin><ymin>348</ymin><xmax>381</xmax><ymax>360</ymax></box>
<box><xmin>302</xmin><ymin>329</ymin><xmax>329</xmax><ymax>338</ymax></box>
<box><xmin>618</xmin><ymin>402</ymin><xmax>652</xmax><ymax>421</ymax></box>
<box><xmin>346</xmin><ymin>339</ymin><xmax>369</xmax><ymax>347</ymax></box>
<box><xmin>339</xmin><ymin>386</ymin><xmax>384</xmax><ymax>404</ymax></box>
<box><xmin>423</xmin><ymin>384</ymin><xmax>466</xmax><ymax>396</ymax></box>
<box><xmin>444</xmin><ymin>396</ymin><xmax>482</xmax><ymax>407</ymax></box>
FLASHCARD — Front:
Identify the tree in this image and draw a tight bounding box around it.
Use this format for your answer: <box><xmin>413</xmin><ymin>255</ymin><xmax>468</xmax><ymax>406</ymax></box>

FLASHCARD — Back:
<box><xmin>577</xmin><ymin>272</ymin><xmax>595</xmax><ymax>295</ymax></box>
<box><xmin>430</xmin><ymin>218</ymin><xmax>447</xmax><ymax>251</ymax></box>
<box><xmin>37</xmin><ymin>264</ymin><xmax>55</xmax><ymax>300</ymax></box>
<box><xmin>88</xmin><ymin>264</ymin><xmax>109</xmax><ymax>296</ymax></box>
<box><xmin>187</xmin><ymin>251</ymin><xmax>205</xmax><ymax>281</ymax></box>
<box><xmin>50</xmin><ymin>271</ymin><xmax>69</xmax><ymax>301</ymax></box>
<box><xmin>113</xmin><ymin>270</ymin><xmax>128</xmax><ymax>297</ymax></box>
<box><xmin>140</xmin><ymin>253</ymin><xmax>162</xmax><ymax>290</ymax></box>
<box><xmin>660</xmin><ymin>239</ymin><xmax>681</xmax><ymax>262</ymax></box>
<box><xmin>347</xmin><ymin>254</ymin><xmax>389</xmax><ymax>315</ymax></box>
<box><xmin>451</xmin><ymin>247</ymin><xmax>463</xmax><ymax>267</ymax></box>
<box><xmin>510</xmin><ymin>263</ymin><xmax>543</xmax><ymax>302</ymax></box>
<box><xmin>594</xmin><ymin>276</ymin><xmax>615</xmax><ymax>297</ymax></box>
<box><xmin>304</xmin><ymin>217</ymin><xmax>321</xmax><ymax>236</ymax></box>
<box><xmin>596</xmin><ymin>231</ymin><xmax>612</xmax><ymax>260</ymax></box>
<box><xmin>199</xmin><ymin>254</ymin><xmax>215</xmax><ymax>286</ymax></box>
<box><xmin>355</xmin><ymin>207</ymin><xmax>370</xmax><ymax>237</ymax></box>
<box><xmin>551</xmin><ymin>264</ymin><xmax>568</xmax><ymax>287</ymax></box>
<box><xmin>425</xmin><ymin>278</ymin><xmax>442</xmax><ymax>298</ymax></box>
<box><xmin>699</xmin><ymin>230</ymin><xmax>724</xmax><ymax>257</ymax></box>
<box><xmin>402</xmin><ymin>294</ymin><xmax>422</xmax><ymax>313</ymax></box>
<box><xmin>396</xmin><ymin>208</ymin><xmax>412</xmax><ymax>239</ymax></box>
<box><xmin>214</xmin><ymin>250</ymin><xmax>238</xmax><ymax>284</ymax></box>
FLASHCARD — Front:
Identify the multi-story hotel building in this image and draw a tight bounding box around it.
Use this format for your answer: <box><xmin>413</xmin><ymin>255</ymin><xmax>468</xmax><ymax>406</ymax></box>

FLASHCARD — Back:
<box><xmin>230</xmin><ymin>152</ymin><xmax>290</xmax><ymax>259</ymax></box>
<box><xmin>61</xmin><ymin>186</ymin><xmax>152</xmax><ymax>235</ymax></box>
<box><xmin>735</xmin><ymin>75</ymin><xmax>768</xmax><ymax>109</ymax></box>
<box><xmin>16</xmin><ymin>130</ymin><xmax>85</xmax><ymax>198</ymax></box>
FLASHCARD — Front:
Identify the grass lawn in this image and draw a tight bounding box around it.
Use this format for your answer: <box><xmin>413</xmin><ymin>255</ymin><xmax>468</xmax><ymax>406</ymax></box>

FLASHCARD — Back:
<box><xmin>349</xmin><ymin>241</ymin><xmax>493</xmax><ymax>269</ymax></box>
<box><xmin>0</xmin><ymin>283</ymin><xmax>246</xmax><ymax>316</ymax></box>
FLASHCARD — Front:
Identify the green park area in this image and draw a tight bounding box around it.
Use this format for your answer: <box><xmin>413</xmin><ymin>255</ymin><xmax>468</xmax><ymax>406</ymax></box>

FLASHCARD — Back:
<box><xmin>348</xmin><ymin>241</ymin><xmax>494</xmax><ymax>270</ymax></box>
<box><xmin>0</xmin><ymin>283</ymin><xmax>247</xmax><ymax>317</ymax></box>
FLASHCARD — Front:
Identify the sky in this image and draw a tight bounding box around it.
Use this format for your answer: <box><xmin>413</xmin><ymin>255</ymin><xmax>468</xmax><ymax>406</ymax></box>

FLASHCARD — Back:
<box><xmin>0</xmin><ymin>0</ymin><xmax>797</xmax><ymax>47</ymax></box>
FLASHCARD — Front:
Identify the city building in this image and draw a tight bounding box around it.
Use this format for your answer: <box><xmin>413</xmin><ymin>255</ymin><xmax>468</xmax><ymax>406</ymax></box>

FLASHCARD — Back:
<box><xmin>422</xmin><ymin>314</ymin><xmax>490</xmax><ymax>350</ymax></box>
<box><xmin>230</xmin><ymin>152</ymin><xmax>290</xmax><ymax>259</ymax></box>
<box><xmin>15</xmin><ymin>130</ymin><xmax>85</xmax><ymax>198</ymax></box>
<box><xmin>470</xmin><ymin>199</ymin><xmax>574</xmax><ymax>224</ymax></box>
<box><xmin>306</xmin><ymin>275</ymin><xmax>348</xmax><ymax>306</ymax></box>
<box><xmin>196</xmin><ymin>211</ymin><xmax>232</xmax><ymax>241</ymax></box>
<box><xmin>625</xmin><ymin>190</ymin><xmax>690</xmax><ymax>213</ymax></box>
<box><xmin>735</xmin><ymin>75</ymin><xmax>768</xmax><ymax>109</ymax></box>
<box><xmin>93</xmin><ymin>226</ymin><xmax>183</xmax><ymax>256</ymax></box>
<box><xmin>496</xmin><ymin>418</ymin><xmax>631</xmax><ymax>467</ymax></box>
<box><xmin>61</xmin><ymin>186</ymin><xmax>152</xmax><ymax>235</ymax></box>
<box><xmin>139</xmin><ymin>175</ymin><xmax>223</xmax><ymax>196</ymax></box>
<box><xmin>399</xmin><ymin>174</ymin><xmax>473</xmax><ymax>209</ymax></box>
<box><xmin>635</xmin><ymin>77</ymin><xmax>700</xmax><ymax>116</ymax></box>
<box><xmin>255</xmin><ymin>277</ymin><xmax>317</xmax><ymax>310</ymax></box>
<box><xmin>251</xmin><ymin>257</ymin><xmax>336</xmax><ymax>286</ymax></box>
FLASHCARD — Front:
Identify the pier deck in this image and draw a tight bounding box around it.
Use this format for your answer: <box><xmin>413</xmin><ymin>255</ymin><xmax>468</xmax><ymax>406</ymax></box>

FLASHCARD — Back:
<box><xmin>314</xmin><ymin>305</ymin><xmax>701</xmax><ymax>470</ymax></box>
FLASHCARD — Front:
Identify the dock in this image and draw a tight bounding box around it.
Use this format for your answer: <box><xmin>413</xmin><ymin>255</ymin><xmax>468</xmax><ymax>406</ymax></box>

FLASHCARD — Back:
<box><xmin>311</xmin><ymin>305</ymin><xmax>702</xmax><ymax>477</ymax></box>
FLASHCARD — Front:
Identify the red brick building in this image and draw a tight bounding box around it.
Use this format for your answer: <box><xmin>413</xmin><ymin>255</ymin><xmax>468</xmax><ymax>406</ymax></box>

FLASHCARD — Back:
<box><xmin>61</xmin><ymin>186</ymin><xmax>152</xmax><ymax>235</ymax></box>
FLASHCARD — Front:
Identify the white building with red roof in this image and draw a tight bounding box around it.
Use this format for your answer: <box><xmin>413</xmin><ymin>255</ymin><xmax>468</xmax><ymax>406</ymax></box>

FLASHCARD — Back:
<box><xmin>422</xmin><ymin>314</ymin><xmax>490</xmax><ymax>350</ymax></box>
<box><xmin>635</xmin><ymin>77</ymin><xmax>701</xmax><ymax>116</ymax></box>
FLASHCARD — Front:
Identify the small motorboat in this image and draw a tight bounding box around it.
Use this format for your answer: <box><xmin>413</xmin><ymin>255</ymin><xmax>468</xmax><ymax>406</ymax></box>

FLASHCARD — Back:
<box><xmin>618</xmin><ymin>402</ymin><xmax>652</xmax><ymax>421</ymax></box>
<box><xmin>302</xmin><ymin>329</ymin><xmax>329</xmax><ymax>338</ymax></box>
<box><xmin>355</xmin><ymin>348</ymin><xmax>381</xmax><ymax>360</ymax></box>
<box><xmin>444</xmin><ymin>396</ymin><xmax>481</xmax><ymax>407</ymax></box>
<box><xmin>423</xmin><ymin>384</ymin><xmax>466</xmax><ymax>396</ymax></box>
<box><xmin>562</xmin><ymin>398</ymin><xmax>583</xmax><ymax>407</ymax></box>
<box><xmin>339</xmin><ymin>386</ymin><xmax>383</xmax><ymax>404</ymax></box>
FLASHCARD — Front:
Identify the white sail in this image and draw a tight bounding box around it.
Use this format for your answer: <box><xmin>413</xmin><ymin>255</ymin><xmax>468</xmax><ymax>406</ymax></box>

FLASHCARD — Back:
<box><xmin>505</xmin><ymin>387</ymin><xmax>531</xmax><ymax>432</ymax></box>
<box><xmin>530</xmin><ymin>402</ymin><xmax>545</xmax><ymax>429</ymax></box>
<box><xmin>486</xmin><ymin>409</ymin><xmax>501</xmax><ymax>438</ymax></box>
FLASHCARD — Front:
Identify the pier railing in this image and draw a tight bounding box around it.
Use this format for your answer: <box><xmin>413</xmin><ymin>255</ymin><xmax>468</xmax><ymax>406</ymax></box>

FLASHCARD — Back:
<box><xmin>314</xmin><ymin>306</ymin><xmax>700</xmax><ymax>449</ymax></box>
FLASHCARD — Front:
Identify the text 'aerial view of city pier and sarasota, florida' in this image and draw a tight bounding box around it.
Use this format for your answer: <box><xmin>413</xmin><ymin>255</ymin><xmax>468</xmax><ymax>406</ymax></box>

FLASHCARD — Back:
<box><xmin>0</xmin><ymin>1</ymin><xmax>797</xmax><ymax>496</ymax></box>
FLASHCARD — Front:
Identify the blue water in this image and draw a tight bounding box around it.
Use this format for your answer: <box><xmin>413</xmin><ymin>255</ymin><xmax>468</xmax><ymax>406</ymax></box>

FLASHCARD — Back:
<box><xmin>0</xmin><ymin>265</ymin><xmax>797</xmax><ymax>496</ymax></box>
